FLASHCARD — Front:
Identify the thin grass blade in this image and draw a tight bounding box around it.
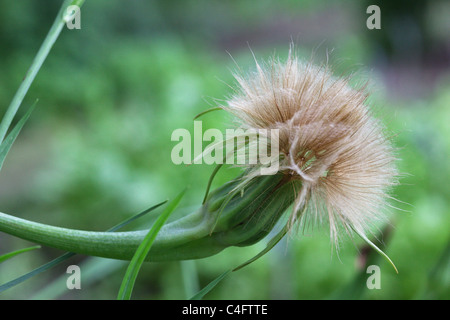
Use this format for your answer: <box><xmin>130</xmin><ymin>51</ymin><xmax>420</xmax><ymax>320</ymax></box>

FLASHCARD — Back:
<box><xmin>189</xmin><ymin>270</ymin><xmax>231</xmax><ymax>300</ymax></box>
<box><xmin>0</xmin><ymin>100</ymin><xmax>37</xmax><ymax>171</ymax></box>
<box><xmin>189</xmin><ymin>226</ymin><xmax>289</xmax><ymax>300</ymax></box>
<box><xmin>0</xmin><ymin>0</ymin><xmax>86</xmax><ymax>143</ymax></box>
<box><xmin>117</xmin><ymin>190</ymin><xmax>186</xmax><ymax>300</ymax></box>
<box><xmin>233</xmin><ymin>225</ymin><xmax>288</xmax><ymax>272</ymax></box>
<box><xmin>107</xmin><ymin>200</ymin><xmax>168</xmax><ymax>232</ymax></box>
<box><xmin>0</xmin><ymin>246</ymin><xmax>41</xmax><ymax>264</ymax></box>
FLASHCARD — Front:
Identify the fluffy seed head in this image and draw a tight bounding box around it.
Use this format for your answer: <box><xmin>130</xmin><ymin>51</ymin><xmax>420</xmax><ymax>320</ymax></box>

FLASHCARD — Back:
<box><xmin>222</xmin><ymin>48</ymin><xmax>399</xmax><ymax>247</ymax></box>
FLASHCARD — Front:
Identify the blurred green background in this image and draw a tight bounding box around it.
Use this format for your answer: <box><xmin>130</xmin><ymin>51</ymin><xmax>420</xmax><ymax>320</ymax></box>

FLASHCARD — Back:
<box><xmin>0</xmin><ymin>0</ymin><xmax>449</xmax><ymax>300</ymax></box>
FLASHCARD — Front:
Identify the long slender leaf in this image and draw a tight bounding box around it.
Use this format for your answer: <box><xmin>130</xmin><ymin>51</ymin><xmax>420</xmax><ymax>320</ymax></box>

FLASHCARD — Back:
<box><xmin>0</xmin><ymin>246</ymin><xmax>41</xmax><ymax>264</ymax></box>
<box><xmin>0</xmin><ymin>0</ymin><xmax>85</xmax><ymax>143</ymax></box>
<box><xmin>117</xmin><ymin>190</ymin><xmax>186</xmax><ymax>300</ymax></box>
<box><xmin>233</xmin><ymin>225</ymin><xmax>288</xmax><ymax>272</ymax></box>
<box><xmin>0</xmin><ymin>253</ymin><xmax>76</xmax><ymax>294</ymax></box>
<box><xmin>0</xmin><ymin>201</ymin><xmax>167</xmax><ymax>293</ymax></box>
<box><xmin>31</xmin><ymin>257</ymin><xmax>126</xmax><ymax>300</ymax></box>
<box><xmin>190</xmin><ymin>225</ymin><xmax>289</xmax><ymax>299</ymax></box>
<box><xmin>0</xmin><ymin>100</ymin><xmax>37</xmax><ymax>171</ymax></box>
<box><xmin>106</xmin><ymin>200</ymin><xmax>168</xmax><ymax>232</ymax></box>
<box><xmin>189</xmin><ymin>270</ymin><xmax>231</xmax><ymax>300</ymax></box>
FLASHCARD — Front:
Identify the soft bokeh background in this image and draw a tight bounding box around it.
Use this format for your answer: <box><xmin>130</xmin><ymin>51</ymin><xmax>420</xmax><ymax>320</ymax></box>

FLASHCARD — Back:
<box><xmin>0</xmin><ymin>0</ymin><xmax>448</xmax><ymax>300</ymax></box>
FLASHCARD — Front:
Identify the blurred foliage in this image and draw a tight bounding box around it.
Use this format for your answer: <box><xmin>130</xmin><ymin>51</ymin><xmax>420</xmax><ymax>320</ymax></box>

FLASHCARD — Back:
<box><xmin>0</xmin><ymin>0</ymin><xmax>449</xmax><ymax>299</ymax></box>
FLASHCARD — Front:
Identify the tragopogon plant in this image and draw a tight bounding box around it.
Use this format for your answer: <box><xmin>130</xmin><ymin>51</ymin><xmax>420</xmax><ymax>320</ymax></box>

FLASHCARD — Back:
<box><xmin>0</xmin><ymin>47</ymin><xmax>399</xmax><ymax>272</ymax></box>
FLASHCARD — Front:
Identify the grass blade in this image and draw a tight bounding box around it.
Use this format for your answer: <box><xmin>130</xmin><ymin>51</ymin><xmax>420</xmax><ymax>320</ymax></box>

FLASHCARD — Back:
<box><xmin>189</xmin><ymin>270</ymin><xmax>231</xmax><ymax>300</ymax></box>
<box><xmin>0</xmin><ymin>100</ymin><xmax>37</xmax><ymax>171</ymax></box>
<box><xmin>31</xmin><ymin>258</ymin><xmax>126</xmax><ymax>300</ymax></box>
<box><xmin>117</xmin><ymin>190</ymin><xmax>186</xmax><ymax>300</ymax></box>
<box><xmin>0</xmin><ymin>201</ymin><xmax>167</xmax><ymax>293</ymax></box>
<box><xmin>106</xmin><ymin>200</ymin><xmax>167</xmax><ymax>232</ymax></box>
<box><xmin>233</xmin><ymin>225</ymin><xmax>288</xmax><ymax>272</ymax></box>
<box><xmin>0</xmin><ymin>0</ymin><xmax>85</xmax><ymax>143</ymax></box>
<box><xmin>189</xmin><ymin>226</ymin><xmax>288</xmax><ymax>299</ymax></box>
<box><xmin>0</xmin><ymin>246</ymin><xmax>41</xmax><ymax>264</ymax></box>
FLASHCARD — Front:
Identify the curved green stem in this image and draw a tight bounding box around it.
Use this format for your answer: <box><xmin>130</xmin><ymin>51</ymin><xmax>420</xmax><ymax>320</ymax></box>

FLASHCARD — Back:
<box><xmin>0</xmin><ymin>174</ymin><xmax>296</xmax><ymax>262</ymax></box>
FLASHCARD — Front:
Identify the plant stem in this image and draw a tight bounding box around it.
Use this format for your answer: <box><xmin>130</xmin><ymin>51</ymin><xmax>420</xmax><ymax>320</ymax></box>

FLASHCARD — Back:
<box><xmin>0</xmin><ymin>0</ymin><xmax>85</xmax><ymax>143</ymax></box>
<box><xmin>0</xmin><ymin>174</ymin><xmax>295</xmax><ymax>262</ymax></box>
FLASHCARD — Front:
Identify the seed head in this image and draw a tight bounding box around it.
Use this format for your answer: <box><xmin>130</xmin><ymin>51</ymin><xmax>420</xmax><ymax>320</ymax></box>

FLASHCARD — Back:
<box><xmin>222</xmin><ymin>47</ymin><xmax>399</xmax><ymax>250</ymax></box>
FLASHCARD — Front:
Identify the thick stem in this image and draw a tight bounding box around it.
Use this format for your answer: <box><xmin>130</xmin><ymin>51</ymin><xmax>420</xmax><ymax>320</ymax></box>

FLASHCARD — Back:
<box><xmin>0</xmin><ymin>174</ymin><xmax>296</xmax><ymax>262</ymax></box>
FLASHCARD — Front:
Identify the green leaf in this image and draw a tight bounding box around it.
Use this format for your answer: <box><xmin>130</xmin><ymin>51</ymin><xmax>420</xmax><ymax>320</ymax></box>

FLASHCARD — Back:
<box><xmin>233</xmin><ymin>225</ymin><xmax>288</xmax><ymax>272</ymax></box>
<box><xmin>0</xmin><ymin>253</ymin><xmax>76</xmax><ymax>294</ymax></box>
<box><xmin>31</xmin><ymin>258</ymin><xmax>125</xmax><ymax>300</ymax></box>
<box><xmin>0</xmin><ymin>246</ymin><xmax>41</xmax><ymax>264</ymax></box>
<box><xmin>0</xmin><ymin>201</ymin><xmax>167</xmax><ymax>293</ymax></box>
<box><xmin>189</xmin><ymin>223</ymin><xmax>288</xmax><ymax>300</ymax></box>
<box><xmin>117</xmin><ymin>190</ymin><xmax>186</xmax><ymax>300</ymax></box>
<box><xmin>106</xmin><ymin>200</ymin><xmax>168</xmax><ymax>232</ymax></box>
<box><xmin>189</xmin><ymin>270</ymin><xmax>231</xmax><ymax>300</ymax></box>
<box><xmin>0</xmin><ymin>100</ymin><xmax>37</xmax><ymax>172</ymax></box>
<box><xmin>0</xmin><ymin>0</ymin><xmax>86</xmax><ymax>143</ymax></box>
<box><xmin>354</xmin><ymin>228</ymin><xmax>398</xmax><ymax>274</ymax></box>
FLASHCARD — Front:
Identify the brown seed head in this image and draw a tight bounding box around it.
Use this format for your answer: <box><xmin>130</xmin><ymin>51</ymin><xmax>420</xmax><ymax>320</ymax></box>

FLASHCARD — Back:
<box><xmin>222</xmin><ymin>47</ymin><xmax>399</xmax><ymax>247</ymax></box>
